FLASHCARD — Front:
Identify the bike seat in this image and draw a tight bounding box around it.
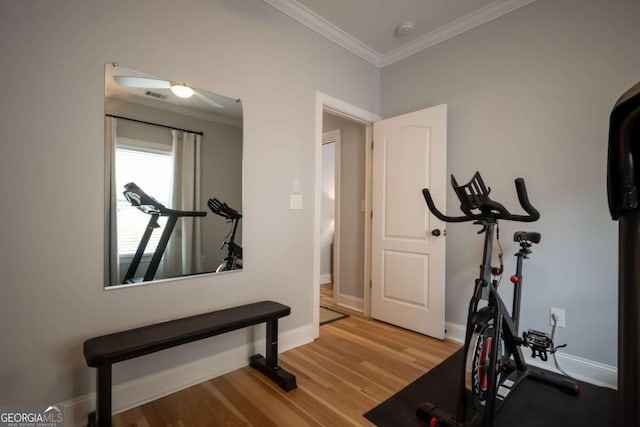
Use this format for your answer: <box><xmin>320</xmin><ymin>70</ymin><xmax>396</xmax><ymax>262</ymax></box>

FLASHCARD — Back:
<box><xmin>514</xmin><ymin>231</ymin><xmax>541</xmax><ymax>244</ymax></box>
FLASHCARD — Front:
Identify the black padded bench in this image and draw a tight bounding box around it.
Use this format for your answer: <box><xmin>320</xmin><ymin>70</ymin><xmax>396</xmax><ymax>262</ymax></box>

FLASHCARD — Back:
<box><xmin>83</xmin><ymin>300</ymin><xmax>297</xmax><ymax>427</ymax></box>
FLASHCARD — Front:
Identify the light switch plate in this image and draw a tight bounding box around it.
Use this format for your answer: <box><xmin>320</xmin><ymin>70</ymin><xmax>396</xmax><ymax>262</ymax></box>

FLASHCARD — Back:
<box><xmin>290</xmin><ymin>194</ymin><xmax>303</xmax><ymax>210</ymax></box>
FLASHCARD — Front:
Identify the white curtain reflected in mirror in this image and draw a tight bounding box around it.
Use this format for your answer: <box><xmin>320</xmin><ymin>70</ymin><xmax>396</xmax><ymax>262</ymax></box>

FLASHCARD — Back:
<box><xmin>163</xmin><ymin>129</ymin><xmax>203</xmax><ymax>278</ymax></box>
<box><xmin>104</xmin><ymin>63</ymin><xmax>243</xmax><ymax>287</ymax></box>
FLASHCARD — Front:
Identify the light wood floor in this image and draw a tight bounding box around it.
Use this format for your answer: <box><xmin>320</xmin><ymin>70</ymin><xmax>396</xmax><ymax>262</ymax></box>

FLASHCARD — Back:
<box><xmin>112</xmin><ymin>288</ymin><xmax>460</xmax><ymax>426</ymax></box>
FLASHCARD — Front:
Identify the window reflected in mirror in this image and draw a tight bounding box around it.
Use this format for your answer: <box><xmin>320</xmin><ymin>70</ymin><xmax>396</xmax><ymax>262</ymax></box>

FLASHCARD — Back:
<box><xmin>104</xmin><ymin>63</ymin><xmax>243</xmax><ymax>287</ymax></box>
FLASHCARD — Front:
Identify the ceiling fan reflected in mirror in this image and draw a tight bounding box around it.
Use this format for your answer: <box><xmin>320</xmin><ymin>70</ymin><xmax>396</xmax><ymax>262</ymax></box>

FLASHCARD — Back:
<box><xmin>113</xmin><ymin>75</ymin><xmax>224</xmax><ymax>109</ymax></box>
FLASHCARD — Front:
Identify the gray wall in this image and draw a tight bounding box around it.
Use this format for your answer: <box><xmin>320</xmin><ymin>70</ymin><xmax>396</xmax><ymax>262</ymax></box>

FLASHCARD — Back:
<box><xmin>323</xmin><ymin>113</ymin><xmax>366</xmax><ymax>302</ymax></box>
<box><xmin>0</xmin><ymin>0</ymin><xmax>379</xmax><ymax>405</ymax></box>
<box><xmin>381</xmin><ymin>0</ymin><xmax>640</xmax><ymax>366</ymax></box>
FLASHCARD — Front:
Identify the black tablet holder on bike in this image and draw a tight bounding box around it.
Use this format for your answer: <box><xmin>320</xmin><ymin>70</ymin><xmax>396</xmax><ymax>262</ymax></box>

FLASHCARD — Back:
<box><xmin>418</xmin><ymin>172</ymin><xmax>579</xmax><ymax>427</ymax></box>
<box><xmin>121</xmin><ymin>182</ymin><xmax>207</xmax><ymax>283</ymax></box>
<box><xmin>607</xmin><ymin>80</ymin><xmax>640</xmax><ymax>427</ymax></box>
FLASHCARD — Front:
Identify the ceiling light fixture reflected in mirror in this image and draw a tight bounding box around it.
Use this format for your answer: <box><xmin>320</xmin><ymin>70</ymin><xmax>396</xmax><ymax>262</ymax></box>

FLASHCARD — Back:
<box><xmin>113</xmin><ymin>71</ymin><xmax>224</xmax><ymax>108</ymax></box>
<box><xmin>170</xmin><ymin>83</ymin><xmax>195</xmax><ymax>98</ymax></box>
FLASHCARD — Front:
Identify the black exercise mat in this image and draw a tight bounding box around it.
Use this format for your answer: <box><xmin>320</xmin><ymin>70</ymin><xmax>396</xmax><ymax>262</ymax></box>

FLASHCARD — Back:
<box><xmin>364</xmin><ymin>349</ymin><xmax>617</xmax><ymax>426</ymax></box>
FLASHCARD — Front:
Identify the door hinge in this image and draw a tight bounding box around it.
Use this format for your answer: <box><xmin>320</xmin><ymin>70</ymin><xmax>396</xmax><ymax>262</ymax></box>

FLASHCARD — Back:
<box><xmin>370</xmin><ymin>280</ymin><xmax>372</xmax><ymax>289</ymax></box>
<box><xmin>371</xmin><ymin>140</ymin><xmax>374</xmax><ymax>149</ymax></box>
<box><xmin>370</xmin><ymin>210</ymin><xmax>373</xmax><ymax>219</ymax></box>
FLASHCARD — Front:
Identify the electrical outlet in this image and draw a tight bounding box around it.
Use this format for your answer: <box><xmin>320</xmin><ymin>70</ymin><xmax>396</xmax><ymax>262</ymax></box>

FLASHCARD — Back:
<box><xmin>550</xmin><ymin>307</ymin><xmax>566</xmax><ymax>328</ymax></box>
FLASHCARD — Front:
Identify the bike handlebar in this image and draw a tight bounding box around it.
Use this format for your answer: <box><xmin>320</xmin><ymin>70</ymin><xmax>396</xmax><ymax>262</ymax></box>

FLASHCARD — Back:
<box><xmin>207</xmin><ymin>198</ymin><xmax>242</xmax><ymax>220</ymax></box>
<box><xmin>422</xmin><ymin>172</ymin><xmax>539</xmax><ymax>223</ymax></box>
<box><xmin>513</xmin><ymin>178</ymin><xmax>540</xmax><ymax>221</ymax></box>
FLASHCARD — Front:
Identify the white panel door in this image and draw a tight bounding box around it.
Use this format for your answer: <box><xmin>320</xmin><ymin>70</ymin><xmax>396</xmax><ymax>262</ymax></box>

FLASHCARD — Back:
<box><xmin>371</xmin><ymin>105</ymin><xmax>447</xmax><ymax>339</ymax></box>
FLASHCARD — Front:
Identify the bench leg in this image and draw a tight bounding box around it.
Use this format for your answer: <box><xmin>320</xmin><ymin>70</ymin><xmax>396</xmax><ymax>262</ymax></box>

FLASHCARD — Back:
<box><xmin>249</xmin><ymin>319</ymin><xmax>297</xmax><ymax>391</ymax></box>
<box><xmin>95</xmin><ymin>365</ymin><xmax>112</xmax><ymax>427</ymax></box>
<box><xmin>266</xmin><ymin>317</ymin><xmax>278</xmax><ymax>368</ymax></box>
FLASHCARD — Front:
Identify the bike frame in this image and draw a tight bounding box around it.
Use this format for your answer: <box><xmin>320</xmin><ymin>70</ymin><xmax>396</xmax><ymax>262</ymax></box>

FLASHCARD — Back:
<box><xmin>220</xmin><ymin>217</ymin><xmax>242</xmax><ymax>270</ymax></box>
<box><xmin>455</xmin><ymin>220</ymin><xmax>528</xmax><ymax>425</ymax></box>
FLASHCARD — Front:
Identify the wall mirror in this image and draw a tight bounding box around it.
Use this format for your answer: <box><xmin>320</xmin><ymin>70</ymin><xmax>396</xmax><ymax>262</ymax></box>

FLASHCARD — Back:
<box><xmin>104</xmin><ymin>63</ymin><xmax>243</xmax><ymax>288</ymax></box>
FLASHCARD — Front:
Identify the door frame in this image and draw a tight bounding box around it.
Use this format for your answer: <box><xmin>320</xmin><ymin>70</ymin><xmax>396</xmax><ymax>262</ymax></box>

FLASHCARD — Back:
<box><xmin>313</xmin><ymin>91</ymin><xmax>380</xmax><ymax>338</ymax></box>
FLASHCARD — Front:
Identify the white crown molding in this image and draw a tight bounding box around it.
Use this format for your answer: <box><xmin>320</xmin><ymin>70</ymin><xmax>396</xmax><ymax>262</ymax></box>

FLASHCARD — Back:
<box><xmin>381</xmin><ymin>0</ymin><xmax>537</xmax><ymax>67</ymax></box>
<box><xmin>264</xmin><ymin>0</ymin><xmax>382</xmax><ymax>67</ymax></box>
<box><xmin>264</xmin><ymin>0</ymin><xmax>536</xmax><ymax>69</ymax></box>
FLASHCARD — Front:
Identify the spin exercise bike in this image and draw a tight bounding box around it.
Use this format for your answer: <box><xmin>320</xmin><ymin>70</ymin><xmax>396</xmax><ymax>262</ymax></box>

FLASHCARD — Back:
<box><xmin>122</xmin><ymin>182</ymin><xmax>207</xmax><ymax>283</ymax></box>
<box><xmin>417</xmin><ymin>172</ymin><xmax>579</xmax><ymax>427</ymax></box>
<box><xmin>207</xmin><ymin>198</ymin><xmax>243</xmax><ymax>272</ymax></box>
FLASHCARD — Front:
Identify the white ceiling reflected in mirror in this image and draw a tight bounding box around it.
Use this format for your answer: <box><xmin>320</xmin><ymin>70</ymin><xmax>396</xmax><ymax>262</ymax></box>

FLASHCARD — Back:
<box><xmin>104</xmin><ymin>63</ymin><xmax>243</xmax><ymax>288</ymax></box>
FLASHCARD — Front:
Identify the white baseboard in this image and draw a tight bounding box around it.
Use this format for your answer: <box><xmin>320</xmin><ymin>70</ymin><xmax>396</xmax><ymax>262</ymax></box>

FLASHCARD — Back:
<box><xmin>60</xmin><ymin>325</ymin><xmax>314</xmax><ymax>427</ymax></box>
<box><xmin>444</xmin><ymin>321</ymin><xmax>617</xmax><ymax>389</ymax></box>
<box><xmin>336</xmin><ymin>293</ymin><xmax>363</xmax><ymax>312</ymax></box>
<box><xmin>320</xmin><ymin>274</ymin><xmax>332</xmax><ymax>285</ymax></box>
<box><xmin>445</xmin><ymin>321</ymin><xmax>467</xmax><ymax>343</ymax></box>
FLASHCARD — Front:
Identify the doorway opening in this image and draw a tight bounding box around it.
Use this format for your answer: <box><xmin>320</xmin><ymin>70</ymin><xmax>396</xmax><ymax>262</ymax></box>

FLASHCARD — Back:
<box><xmin>321</xmin><ymin>113</ymin><xmax>367</xmax><ymax>313</ymax></box>
<box><xmin>313</xmin><ymin>92</ymin><xmax>380</xmax><ymax>338</ymax></box>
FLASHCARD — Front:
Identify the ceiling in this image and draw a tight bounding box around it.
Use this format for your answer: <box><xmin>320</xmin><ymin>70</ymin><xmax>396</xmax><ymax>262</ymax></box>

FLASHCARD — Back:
<box><xmin>264</xmin><ymin>0</ymin><xmax>536</xmax><ymax>67</ymax></box>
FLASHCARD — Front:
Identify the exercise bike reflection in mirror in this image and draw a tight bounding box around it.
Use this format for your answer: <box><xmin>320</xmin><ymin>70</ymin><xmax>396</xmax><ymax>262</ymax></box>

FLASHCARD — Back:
<box><xmin>208</xmin><ymin>198</ymin><xmax>243</xmax><ymax>272</ymax></box>
<box><xmin>418</xmin><ymin>172</ymin><xmax>579</xmax><ymax>427</ymax></box>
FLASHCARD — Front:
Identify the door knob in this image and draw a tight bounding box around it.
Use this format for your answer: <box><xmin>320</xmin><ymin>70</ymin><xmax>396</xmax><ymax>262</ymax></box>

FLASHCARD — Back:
<box><xmin>431</xmin><ymin>229</ymin><xmax>441</xmax><ymax>237</ymax></box>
